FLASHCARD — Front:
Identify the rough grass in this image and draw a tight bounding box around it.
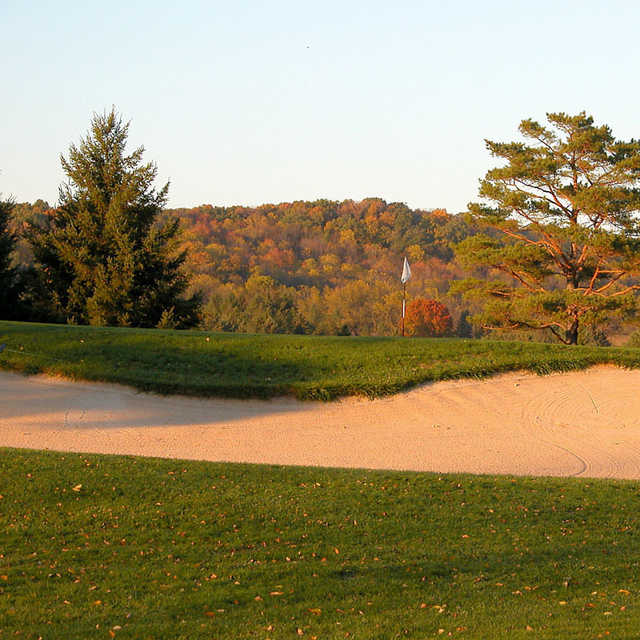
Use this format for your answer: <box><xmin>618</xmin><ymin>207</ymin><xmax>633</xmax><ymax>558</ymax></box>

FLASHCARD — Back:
<box><xmin>2</xmin><ymin>448</ymin><xmax>640</xmax><ymax>639</ymax></box>
<box><xmin>2</xmin><ymin>321</ymin><xmax>640</xmax><ymax>400</ymax></box>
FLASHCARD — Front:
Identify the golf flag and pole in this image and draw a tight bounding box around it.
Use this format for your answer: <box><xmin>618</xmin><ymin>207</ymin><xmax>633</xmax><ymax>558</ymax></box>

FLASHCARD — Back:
<box><xmin>401</xmin><ymin>257</ymin><xmax>412</xmax><ymax>337</ymax></box>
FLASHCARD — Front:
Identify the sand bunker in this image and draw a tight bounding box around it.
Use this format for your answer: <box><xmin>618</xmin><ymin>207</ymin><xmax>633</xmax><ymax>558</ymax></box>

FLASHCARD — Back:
<box><xmin>2</xmin><ymin>366</ymin><xmax>640</xmax><ymax>479</ymax></box>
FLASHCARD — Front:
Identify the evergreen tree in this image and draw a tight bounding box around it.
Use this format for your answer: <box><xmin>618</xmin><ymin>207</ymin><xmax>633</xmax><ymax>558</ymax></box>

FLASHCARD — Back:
<box><xmin>453</xmin><ymin>112</ymin><xmax>640</xmax><ymax>344</ymax></box>
<box><xmin>0</xmin><ymin>197</ymin><xmax>21</xmax><ymax>318</ymax></box>
<box><xmin>29</xmin><ymin>109</ymin><xmax>201</xmax><ymax>327</ymax></box>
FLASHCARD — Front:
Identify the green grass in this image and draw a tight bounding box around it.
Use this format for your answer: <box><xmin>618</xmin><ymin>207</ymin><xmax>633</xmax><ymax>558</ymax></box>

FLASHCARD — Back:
<box><xmin>2</xmin><ymin>320</ymin><xmax>640</xmax><ymax>400</ymax></box>
<box><xmin>2</xmin><ymin>448</ymin><xmax>640</xmax><ymax>639</ymax></box>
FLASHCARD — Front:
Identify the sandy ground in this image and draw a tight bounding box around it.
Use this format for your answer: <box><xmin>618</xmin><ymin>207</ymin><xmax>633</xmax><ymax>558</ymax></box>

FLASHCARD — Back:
<box><xmin>2</xmin><ymin>366</ymin><xmax>640</xmax><ymax>479</ymax></box>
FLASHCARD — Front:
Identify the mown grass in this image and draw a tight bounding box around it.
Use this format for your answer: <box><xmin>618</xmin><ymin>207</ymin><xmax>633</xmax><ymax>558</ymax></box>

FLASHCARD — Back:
<box><xmin>2</xmin><ymin>448</ymin><xmax>640</xmax><ymax>639</ymax></box>
<box><xmin>2</xmin><ymin>321</ymin><xmax>640</xmax><ymax>400</ymax></box>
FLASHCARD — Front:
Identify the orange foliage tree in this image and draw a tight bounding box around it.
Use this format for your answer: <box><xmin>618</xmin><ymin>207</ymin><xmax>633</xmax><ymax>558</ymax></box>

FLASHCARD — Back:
<box><xmin>404</xmin><ymin>298</ymin><xmax>452</xmax><ymax>337</ymax></box>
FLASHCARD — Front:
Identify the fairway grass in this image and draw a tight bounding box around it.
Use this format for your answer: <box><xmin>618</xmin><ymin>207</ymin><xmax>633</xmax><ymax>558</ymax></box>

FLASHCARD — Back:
<box><xmin>2</xmin><ymin>321</ymin><xmax>640</xmax><ymax>400</ymax></box>
<box><xmin>2</xmin><ymin>449</ymin><xmax>640</xmax><ymax>639</ymax></box>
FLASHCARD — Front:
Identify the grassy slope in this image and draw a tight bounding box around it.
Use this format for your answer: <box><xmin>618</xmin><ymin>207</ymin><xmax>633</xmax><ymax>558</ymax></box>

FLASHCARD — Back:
<box><xmin>2</xmin><ymin>320</ymin><xmax>640</xmax><ymax>400</ymax></box>
<box><xmin>2</xmin><ymin>448</ymin><xmax>640</xmax><ymax>639</ymax></box>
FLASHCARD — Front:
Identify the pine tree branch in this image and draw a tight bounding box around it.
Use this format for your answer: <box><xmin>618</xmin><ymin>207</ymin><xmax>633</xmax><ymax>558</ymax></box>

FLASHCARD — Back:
<box><xmin>584</xmin><ymin>258</ymin><xmax>604</xmax><ymax>293</ymax></box>
<box><xmin>509</xmin><ymin>178</ymin><xmax>574</xmax><ymax>217</ymax></box>
<box><xmin>593</xmin><ymin>272</ymin><xmax>627</xmax><ymax>294</ymax></box>
<box><xmin>549</xmin><ymin>326</ymin><xmax>570</xmax><ymax>344</ymax></box>
<box><xmin>483</xmin><ymin>316</ymin><xmax>571</xmax><ymax>344</ymax></box>
<box><xmin>608</xmin><ymin>283</ymin><xmax>640</xmax><ymax>297</ymax></box>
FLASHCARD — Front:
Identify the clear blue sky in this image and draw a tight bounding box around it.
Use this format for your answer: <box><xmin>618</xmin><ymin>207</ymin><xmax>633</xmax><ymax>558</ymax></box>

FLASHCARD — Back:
<box><xmin>3</xmin><ymin>0</ymin><xmax>638</xmax><ymax>212</ymax></box>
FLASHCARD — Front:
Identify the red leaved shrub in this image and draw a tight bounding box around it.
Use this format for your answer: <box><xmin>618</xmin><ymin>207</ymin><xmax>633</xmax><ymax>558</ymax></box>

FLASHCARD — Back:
<box><xmin>404</xmin><ymin>298</ymin><xmax>452</xmax><ymax>337</ymax></box>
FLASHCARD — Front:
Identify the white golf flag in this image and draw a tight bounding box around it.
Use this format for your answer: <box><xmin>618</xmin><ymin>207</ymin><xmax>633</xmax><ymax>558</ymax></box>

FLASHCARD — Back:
<box><xmin>401</xmin><ymin>257</ymin><xmax>412</xmax><ymax>284</ymax></box>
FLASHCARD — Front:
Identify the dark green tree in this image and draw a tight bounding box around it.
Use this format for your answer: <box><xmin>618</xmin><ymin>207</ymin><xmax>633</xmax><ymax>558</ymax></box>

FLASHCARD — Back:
<box><xmin>29</xmin><ymin>109</ymin><xmax>201</xmax><ymax>327</ymax></box>
<box><xmin>452</xmin><ymin>112</ymin><xmax>640</xmax><ymax>344</ymax></box>
<box><xmin>0</xmin><ymin>197</ymin><xmax>21</xmax><ymax>318</ymax></box>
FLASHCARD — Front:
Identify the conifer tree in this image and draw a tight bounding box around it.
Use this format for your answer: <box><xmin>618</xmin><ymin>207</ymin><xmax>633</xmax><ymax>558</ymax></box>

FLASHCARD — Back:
<box><xmin>453</xmin><ymin>112</ymin><xmax>640</xmax><ymax>344</ymax></box>
<box><xmin>0</xmin><ymin>197</ymin><xmax>21</xmax><ymax>318</ymax></box>
<box><xmin>29</xmin><ymin>109</ymin><xmax>201</xmax><ymax>327</ymax></box>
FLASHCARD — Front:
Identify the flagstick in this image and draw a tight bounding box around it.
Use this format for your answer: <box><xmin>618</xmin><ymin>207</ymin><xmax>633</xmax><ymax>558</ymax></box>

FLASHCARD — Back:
<box><xmin>402</xmin><ymin>281</ymin><xmax>406</xmax><ymax>337</ymax></box>
<box><xmin>400</xmin><ymin>257</ymin><xmax>411</xmax><ymax>337</ymax></box>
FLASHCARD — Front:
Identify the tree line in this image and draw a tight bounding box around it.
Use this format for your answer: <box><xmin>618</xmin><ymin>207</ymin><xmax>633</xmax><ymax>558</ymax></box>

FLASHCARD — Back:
<box><xmin>165</xmin><ymin>199</ymin><xmax>474</xmax><ymax>336</ymax></box>
<box><xmin>3</xmin><ymin>110</ymin><xmax>640</xmax><ymax>344</ymax></box>
<box><xmin>7</xmin><ymin>194</ymin><xmax>473</xmax><ymax>337</ymax></box>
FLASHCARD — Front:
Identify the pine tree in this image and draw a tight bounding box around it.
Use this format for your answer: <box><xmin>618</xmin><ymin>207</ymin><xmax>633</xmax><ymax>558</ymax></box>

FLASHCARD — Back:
<box><xmin>453</xmin><ymin>112</ymin><xmax>640</xmax><ymax>344</ymax></box>
<box><xmin>29</xmin><ymin>109</ymin><xmax>201</xmax><ymax>327</ymax></box>
<box><xmin>0</xmin><ymin>197</ymin><xmax>20</xmax><ymax>318</ymax></box>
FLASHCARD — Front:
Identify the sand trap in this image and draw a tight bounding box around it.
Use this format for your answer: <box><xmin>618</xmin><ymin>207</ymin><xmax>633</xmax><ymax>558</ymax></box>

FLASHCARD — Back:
<box><xmin>2</xmin><ymin>366</ymin><xmax>640</xmax><ymax>479</ymax></box>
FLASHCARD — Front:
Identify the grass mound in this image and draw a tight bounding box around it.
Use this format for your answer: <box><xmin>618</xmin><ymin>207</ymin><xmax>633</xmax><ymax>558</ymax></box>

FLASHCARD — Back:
<box><xmin>2</xmin><ymin>321</ymin><xmax>640</xmax><ymax>400</ymax></box>
<box><xmin>2</xmin><ymin>448</ymin><xmax>640</xmax><ymax>638</ymax></box>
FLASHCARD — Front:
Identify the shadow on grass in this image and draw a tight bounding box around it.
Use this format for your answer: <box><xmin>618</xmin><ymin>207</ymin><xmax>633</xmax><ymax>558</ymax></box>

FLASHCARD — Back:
<box><xmin>0</xmin><ymin>322</ymin><xmax>324</xmax><ymax>400</ymax></box>
<box><xmin>4</xmin><ymin>320</ymin><xmax>640</xmax><ymax>403</ymax></box>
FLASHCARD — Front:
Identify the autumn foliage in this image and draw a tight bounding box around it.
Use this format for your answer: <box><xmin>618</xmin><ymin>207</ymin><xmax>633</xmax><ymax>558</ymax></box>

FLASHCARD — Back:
<box><xmin>404</xmin><ymin>298</ymin><xmax>452</xmax><ymax>337</ymax></box>
<box><xmin>8</xmin><ymin>197</ymin><xmax>472</xmax><ymax>335</ymax></box>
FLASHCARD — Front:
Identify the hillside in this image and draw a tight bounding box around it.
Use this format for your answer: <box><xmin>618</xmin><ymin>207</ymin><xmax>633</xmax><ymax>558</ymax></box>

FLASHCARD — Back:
<box><xmin>166</xmin><ymin>198</ymin><xmax>477</xmax><ymax>336</ymax></box>
<box><xmin>12</xmin><ymin>198</ymin><xmax>480</xmax><ymax>336</ymax></box>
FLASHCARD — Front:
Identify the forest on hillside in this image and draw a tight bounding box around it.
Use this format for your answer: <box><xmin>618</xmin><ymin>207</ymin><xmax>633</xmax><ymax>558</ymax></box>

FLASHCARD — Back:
<box><xmin>7</xmin><ymin>196</ymin><xmax>634</xmax><ymax>343</ymax></box>
<box><xmin>9</xmin><ymin>198</ymin><xmax>482</xmax><ymax>337</ymax></box>
<box><xmin>7</xmin><ymin>112</ymin><xmax>640</xmax><ymax>346</ymax></box>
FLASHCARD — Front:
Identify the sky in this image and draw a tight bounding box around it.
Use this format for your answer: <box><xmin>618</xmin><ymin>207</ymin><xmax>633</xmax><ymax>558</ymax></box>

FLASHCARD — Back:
<box><xmin>3</xmin><ymin>0</ymin><xmax>640</xmax><ymax>213</ymax></box>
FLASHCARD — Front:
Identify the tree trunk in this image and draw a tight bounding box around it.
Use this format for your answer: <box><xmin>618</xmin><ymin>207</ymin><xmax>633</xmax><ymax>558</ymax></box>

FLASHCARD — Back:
<box><xmin>565</xmin><ymin>319</ymin><xmax>579</xmax><ymax>345</ymax></box>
